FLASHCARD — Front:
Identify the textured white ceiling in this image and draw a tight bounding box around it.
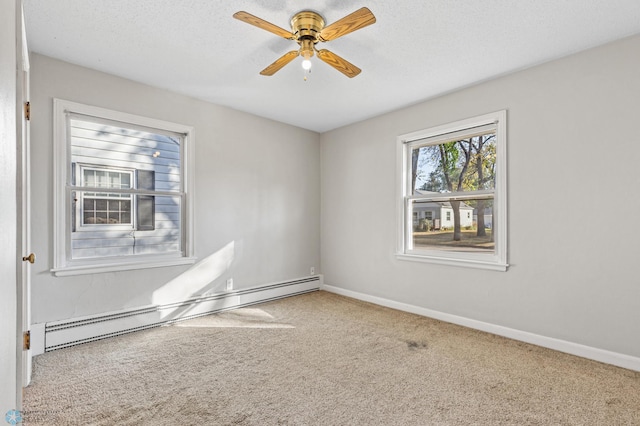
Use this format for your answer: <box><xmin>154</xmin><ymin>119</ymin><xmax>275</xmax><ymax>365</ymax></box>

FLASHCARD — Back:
<box><xmin>23</xmin><ymin>0</ymin><xmax>640</xmax><ymax>133</ymax></box>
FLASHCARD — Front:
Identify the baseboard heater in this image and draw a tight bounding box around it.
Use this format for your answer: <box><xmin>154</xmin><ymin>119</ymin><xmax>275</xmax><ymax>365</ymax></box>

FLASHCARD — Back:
<box><xmin>45</xmin><ymin>276</ymin><xmax>321</xmax><ymax>352</ymax></box>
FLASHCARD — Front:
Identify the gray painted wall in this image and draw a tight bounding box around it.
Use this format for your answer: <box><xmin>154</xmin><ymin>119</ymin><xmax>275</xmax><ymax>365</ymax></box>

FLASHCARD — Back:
<box><xmin>30</xmin><ymin>54</ymin><xmax>321</xmax><ymax>323</ymax></box>
<box><xmin>321</xmin><ymin>34</ymin><xmax>640</xmax><ymax>358</ymax></box>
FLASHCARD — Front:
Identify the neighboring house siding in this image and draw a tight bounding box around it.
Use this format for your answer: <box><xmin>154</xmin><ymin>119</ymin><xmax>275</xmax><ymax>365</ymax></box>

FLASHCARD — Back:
<box><xmin>70</xmin><ymin>119</ymin><xmax>181</xmax><ymax>258</ymax></box>
<box><xmin>414</xmin><ymin>201</ymin><xmax>473</xmax><ymax>229</ymax></box>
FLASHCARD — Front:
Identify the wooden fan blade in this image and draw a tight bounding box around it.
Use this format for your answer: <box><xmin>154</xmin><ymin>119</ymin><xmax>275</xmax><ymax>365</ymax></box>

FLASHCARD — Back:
<box><xmin>318</xmin><ymin>7</ymin><xmax>376</xmax><ymax>42</ymax></box>
<box><xmin>233</xmin><ymin>11</ymin><xmax>294</xmax><ymax>40</ymax></box>
<box><xmin>260</xmin><ymin>50</ymin><xmax>300</xmax><ymax>76</ymax></box>
<box><xmin>316</xmin><ymin>49</ymin><xmax>361</xmax><ymax>78</ymax></box>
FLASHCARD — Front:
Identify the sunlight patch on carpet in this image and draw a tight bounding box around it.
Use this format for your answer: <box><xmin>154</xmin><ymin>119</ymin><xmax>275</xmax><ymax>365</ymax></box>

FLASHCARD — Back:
<box><xmin>174</xmin><ymin>308</ymin><xmax>295</xmax><ymax>329</ymax></box>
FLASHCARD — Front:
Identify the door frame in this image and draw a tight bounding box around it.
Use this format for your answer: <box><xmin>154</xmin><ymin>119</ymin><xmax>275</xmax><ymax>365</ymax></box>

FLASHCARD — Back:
<box><xmin>18</xmin><ymin>0</ymin><xmax>32</xmax><ymax>387</ymax></box>
<box><xmin>0</xmin><ymin>0</ymin><xmax>21</xmax><ymax>415</ymax></box>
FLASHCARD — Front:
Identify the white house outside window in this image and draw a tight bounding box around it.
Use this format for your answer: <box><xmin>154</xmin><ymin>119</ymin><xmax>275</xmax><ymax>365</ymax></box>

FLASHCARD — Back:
<box><xmin>396</xmin><ymin>110</ymin><xmax>508</xmax><ymax>271</ymax></box>
<box><xmin>53</xmin><ymin>99</ymin><xmax>195</xmax><ymax>276</ymax></box>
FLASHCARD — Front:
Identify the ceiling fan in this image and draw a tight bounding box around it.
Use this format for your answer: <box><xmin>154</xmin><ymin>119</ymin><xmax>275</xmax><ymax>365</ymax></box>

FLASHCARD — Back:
<box><xmin>233</xmin><ymin>7</ymin><xmax>376</xmax><ymax>78</ymax></box>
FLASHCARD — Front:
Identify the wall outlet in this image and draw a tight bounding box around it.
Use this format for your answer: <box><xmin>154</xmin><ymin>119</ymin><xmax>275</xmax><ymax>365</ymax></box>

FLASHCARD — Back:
<box><xmin>310</xmin><ymin>267</ymin><xmax>315</xmax><ymax>275</ymax></box>
<box><xmin>226</xmin><ymin>278</ymin><xmax>233</xmax><ymax>291</ymax></box>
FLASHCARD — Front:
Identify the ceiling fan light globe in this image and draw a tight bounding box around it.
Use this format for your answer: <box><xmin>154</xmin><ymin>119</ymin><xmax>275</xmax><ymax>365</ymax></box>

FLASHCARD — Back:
<box><xmin>302</xmin><ymin>59</ymin><xmax>312</xmax><ymax>70</ymax></box>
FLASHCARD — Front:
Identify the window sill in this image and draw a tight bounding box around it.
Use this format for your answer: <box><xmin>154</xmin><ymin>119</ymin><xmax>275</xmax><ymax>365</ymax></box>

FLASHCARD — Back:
<box><xmin>51</xmin><ymin>256</ymin><xmax>197</xmax><ymax>277</ymax></box>
<box><xmin>396</xmin><ymin>253</ymin><xmax>508</xmax><ymax>272</ymax></box>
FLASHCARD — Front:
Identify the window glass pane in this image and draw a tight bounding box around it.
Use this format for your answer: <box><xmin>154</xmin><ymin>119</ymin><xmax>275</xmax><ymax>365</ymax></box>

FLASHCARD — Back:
<box><xmin>68</xmin><ymin>115</ymin><xmax>185</xmax><ymax>260</ymax></box>
<box><xmin>71</xmin><ymin>195</ymin><xmax>182</xmax><ymax>260</ymax></box>
<box><xmin>411</xmin><ymin>133</ymin><xmax>496</xmax><ymax>195</ymax></box>
<box><xmin>410</xmin><ymin>197</ymin><xmax>494</xmax><ymax>253</ymax></box>
<box><xmin>84</xmin><ymin>170</ymin><xmax>95</xmax><ymax>186</ymax></box>
<box><xmin>70</xmin><ymin>118</ymin><xmax>181</xmax><ymax>193</ymax></box>
<box><xmin>120</xmin><ymin>173</ymin><xmax>131</xmax><ymax>188</ymax></box>
<box><xmin>109</xmin><ymin>172</ymin><xmax>120</xmax><ymax>188</ymax></box>
<box><xmin>95</xmin><ymin>170</ymin><xmax>107</xmax><ymax>187</ymax></box>
<box><xmin>95</xmin><ymin>199</ymin><xmax>107</xmax><ymax>210</ymax></box>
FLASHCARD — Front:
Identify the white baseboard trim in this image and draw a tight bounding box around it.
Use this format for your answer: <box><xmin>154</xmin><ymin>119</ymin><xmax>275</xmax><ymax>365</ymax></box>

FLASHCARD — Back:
<box><xmin>322</xmin><ymin>284</ymin><xmax>640</xmax><ymax>372</ymax></box>
<box><xmin>44</xmin><ymin>276</ymin><xmax>322</xmax><ymax>352</ymax></box>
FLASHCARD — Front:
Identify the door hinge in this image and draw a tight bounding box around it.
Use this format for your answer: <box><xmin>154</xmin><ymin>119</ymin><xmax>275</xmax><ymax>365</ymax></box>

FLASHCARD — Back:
<box><xmin>24</xmin><ymin>101</ymin><xmax>30</xmax><ymax>121</ymax></box>
<box><xmin>23</xmin><ymin>330</ymin><xmax>30</xmax><ymax>350</ymax></box>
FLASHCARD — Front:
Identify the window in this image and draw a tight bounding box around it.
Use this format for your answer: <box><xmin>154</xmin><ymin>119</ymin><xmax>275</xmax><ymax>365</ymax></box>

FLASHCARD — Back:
<box><xmin>396</xmin><ymin>110</ymin><xmax>508</xmax><ymax>271</ymax></box>
<box><xmin>53</xmin><ymin>100</ymin><xmax>195</xmax><ymax>275</ymax></box>
<box><xmin>78</xmin><ymin>167</ymin><xmax>133</xmax><ymax>227</ymax></box>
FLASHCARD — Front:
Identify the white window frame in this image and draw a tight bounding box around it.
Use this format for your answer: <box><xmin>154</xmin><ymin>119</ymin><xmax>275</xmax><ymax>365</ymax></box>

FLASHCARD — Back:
<box><xmin>396</xmin><ymin>110</ymin><xmax>508</xmax><ymax>271</ymax></box>
<box><xmin>52</xmin><ymin>99</ymin><xmax>196</xmax><ymax>276</ymax></box>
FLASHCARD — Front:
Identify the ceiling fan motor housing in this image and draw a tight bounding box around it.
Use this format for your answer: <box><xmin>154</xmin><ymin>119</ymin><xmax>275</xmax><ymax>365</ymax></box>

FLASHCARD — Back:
<box><xmin>291</xmin><ymin>11</ymin><xmax>325</xmax><ymax>58</ymax></box>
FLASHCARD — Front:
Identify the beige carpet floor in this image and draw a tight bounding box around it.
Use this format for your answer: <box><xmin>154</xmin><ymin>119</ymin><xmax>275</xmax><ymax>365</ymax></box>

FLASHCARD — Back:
<box><xmin>23</xmin><ymin>291</ymin><xmax>640</xmax><ymax>425</ymax></box>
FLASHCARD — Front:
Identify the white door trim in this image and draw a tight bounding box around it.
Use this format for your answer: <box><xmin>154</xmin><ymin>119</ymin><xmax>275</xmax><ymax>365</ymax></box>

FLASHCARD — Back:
<box><xmin>0</xmin><ymin>0</ymin><xmax>21</xmax><ymax>415</ymax></box>
<box><xmin>19</xmin><ymin>1</ymin><xmax>32</xmax><ymax>387</ymax></box>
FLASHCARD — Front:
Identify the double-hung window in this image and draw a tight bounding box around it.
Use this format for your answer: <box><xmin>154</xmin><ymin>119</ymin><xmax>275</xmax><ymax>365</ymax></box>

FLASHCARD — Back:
<box><xmin>53</xmin><ymin>99</ymin><xmax>195</xmax><ymax>275</ymax></box>
<box><xmin>396</xmin><ymin>110</ymin><xmax>508</xmax><ymax>271</ymax></box>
